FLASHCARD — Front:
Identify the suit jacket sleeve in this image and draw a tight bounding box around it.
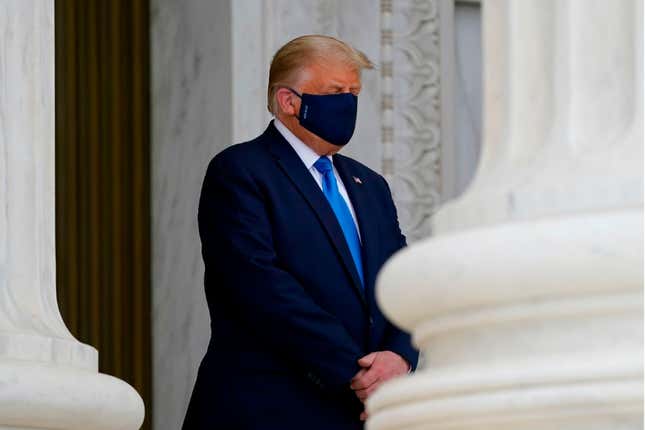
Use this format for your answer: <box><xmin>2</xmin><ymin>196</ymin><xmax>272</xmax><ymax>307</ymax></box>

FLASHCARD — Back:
<box><xmin>378</xmin><ymin>175</ymin><xmax>420</xmax><ymax>371</ymax></box>
<box><xmin>198</xmin><ymin>153</ymin><xmax>363</xmax><ymax>388</ymax></box>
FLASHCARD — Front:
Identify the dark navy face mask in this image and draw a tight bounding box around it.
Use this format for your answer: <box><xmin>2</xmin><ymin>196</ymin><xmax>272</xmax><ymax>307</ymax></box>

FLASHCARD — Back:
<box><xmin>288</xmin><ymin>88</ymin><xmax>358</xmax><ymax>146</ymax></box>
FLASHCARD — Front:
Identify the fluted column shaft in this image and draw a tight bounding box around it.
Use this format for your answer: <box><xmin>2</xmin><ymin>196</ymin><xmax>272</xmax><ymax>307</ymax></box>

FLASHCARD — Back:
<box><xmin>0</xmin><ymin>1</ymin><xmax>144</xmax><ymax>429</ymax></box>
<box><xmin>437</xmin><ymin>0</ymin><xmax>642</xmax><ymax>232</ymax></box>
<box><xmin>369</xmin><ymin>1</ymin><xmax>643</xmax><ymax>429</ymax></box>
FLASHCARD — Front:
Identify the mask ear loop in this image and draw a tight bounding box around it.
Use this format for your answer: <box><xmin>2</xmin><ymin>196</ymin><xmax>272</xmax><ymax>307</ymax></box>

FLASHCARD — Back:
<box><xmin>286</xmin><ymin>87</ymin><xmax>302</xmax><ymax>98</ymax></box>
<box><xmin>285</xmin><ymin>87</ymin><xmax>303</xmax><ymax>119</ymax></box>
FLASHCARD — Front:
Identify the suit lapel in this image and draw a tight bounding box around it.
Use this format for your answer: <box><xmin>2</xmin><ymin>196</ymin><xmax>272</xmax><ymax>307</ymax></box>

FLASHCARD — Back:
<box><xmin>265</xmin><ymin>123</ymin><xmax>367</xmax><ymax>306</ymax></box>
<box><xmin>333</xmin><ymin>154</ymin><xmax>380</xmax><ymax>298</ymax></box>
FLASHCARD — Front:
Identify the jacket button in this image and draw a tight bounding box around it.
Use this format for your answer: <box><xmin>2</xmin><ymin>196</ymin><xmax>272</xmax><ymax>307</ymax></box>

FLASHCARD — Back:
<box><xmin>369</xmin><ymin>317</ymin><xmax>374</xmax><ymax>326</ymax></box>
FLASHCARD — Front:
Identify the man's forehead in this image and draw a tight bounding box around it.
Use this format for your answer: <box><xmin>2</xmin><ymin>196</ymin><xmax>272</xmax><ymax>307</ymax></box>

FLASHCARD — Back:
<box><xmin>305</xmin><ymin>63</ymin><xmax>361</xmax><ymax>85</ymax></box>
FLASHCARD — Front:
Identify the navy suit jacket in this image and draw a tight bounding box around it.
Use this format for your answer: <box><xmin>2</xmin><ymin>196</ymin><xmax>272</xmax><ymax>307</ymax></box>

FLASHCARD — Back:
<box><xmin>183</xmin><ymin>121</ymin><xmax>418</xmax><ymax>430</ymax></box>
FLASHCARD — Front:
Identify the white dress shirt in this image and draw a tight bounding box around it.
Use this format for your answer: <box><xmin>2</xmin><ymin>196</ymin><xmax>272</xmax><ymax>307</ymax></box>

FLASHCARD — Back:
<box><xmin>274</xmin><ymin>118</ymin><xmax>361</xmax><ymax>240</ymax></box>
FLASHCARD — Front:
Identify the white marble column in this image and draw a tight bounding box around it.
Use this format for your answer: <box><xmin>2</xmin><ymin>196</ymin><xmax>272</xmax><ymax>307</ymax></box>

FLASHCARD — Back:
<box><xmin>369</xmin><ymin>0</ymin><xmax>643</xmax><ymax>429</ymax></box>
<box><xmin>0</xmin><ymin>1</ymin><xmax>144</xmax><ymax>429</ymax></box>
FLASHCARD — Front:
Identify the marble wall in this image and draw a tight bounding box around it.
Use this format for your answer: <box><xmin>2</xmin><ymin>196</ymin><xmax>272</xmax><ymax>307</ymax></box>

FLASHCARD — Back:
<box><xmin>151</xmin><ymin>1</ymin><xmax>482</xmax><ymax>428</ymax></box>
<box><xmin>150</xmin><ymin>1</ymin><xmax>231</xmax><ymax>428</ymax></box>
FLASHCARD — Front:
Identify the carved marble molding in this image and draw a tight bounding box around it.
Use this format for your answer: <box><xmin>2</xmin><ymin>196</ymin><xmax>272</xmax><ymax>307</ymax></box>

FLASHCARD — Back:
<box><xmin>381</xmin><ymin>0</ymin><xmax>443</xmax><ymax>242</ymax></box>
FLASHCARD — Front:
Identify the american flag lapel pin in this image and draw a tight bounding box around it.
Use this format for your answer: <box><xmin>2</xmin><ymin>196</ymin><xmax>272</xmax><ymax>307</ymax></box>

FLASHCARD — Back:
<box><xmin>353</xmin><ymin>176</ymin><xmax>363</xmax><ymax>185</ymax></box>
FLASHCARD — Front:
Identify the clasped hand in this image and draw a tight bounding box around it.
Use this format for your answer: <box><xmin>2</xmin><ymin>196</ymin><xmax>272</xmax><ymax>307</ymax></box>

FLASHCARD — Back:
<box><xmin>350</xmin><ymin>351</ymin><xmax>409</xmax><ymax>421</ymax></box>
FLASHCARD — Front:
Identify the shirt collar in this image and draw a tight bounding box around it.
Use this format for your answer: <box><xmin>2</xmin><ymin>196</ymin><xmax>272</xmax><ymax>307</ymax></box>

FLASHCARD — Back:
<box><xmin>274</xmin><ymin>118</ymin><xmax>332</xmax><ymax>170</ymax></box>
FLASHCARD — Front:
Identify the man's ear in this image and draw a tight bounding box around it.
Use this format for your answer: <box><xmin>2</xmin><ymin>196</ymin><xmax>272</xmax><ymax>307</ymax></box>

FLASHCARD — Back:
<box><xmin>275</xmin><ymin>87</ymin><xmax>299</xmax><ymax>116</ymax></box>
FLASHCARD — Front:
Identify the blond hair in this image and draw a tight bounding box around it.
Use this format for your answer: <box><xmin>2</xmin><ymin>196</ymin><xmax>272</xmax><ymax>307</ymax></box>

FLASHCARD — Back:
<box><xmin>267</xmin><ymin>35</ymin><xmax>374</xmax><ymax>114</ymax></box>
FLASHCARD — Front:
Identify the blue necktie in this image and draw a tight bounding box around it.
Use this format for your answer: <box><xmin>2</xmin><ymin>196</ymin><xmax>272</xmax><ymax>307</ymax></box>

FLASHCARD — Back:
<box><xmin>313</xmin><ymin>156</ymin><xmax>364</xmax><ymax>288</ymax></box>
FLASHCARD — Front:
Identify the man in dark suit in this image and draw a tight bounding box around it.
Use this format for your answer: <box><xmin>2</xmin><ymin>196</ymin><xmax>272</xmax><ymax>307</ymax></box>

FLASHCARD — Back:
<box><xmin>183</xmin><ymin>35</ymin><xmax>418</xmax><ymax>430</ymax></box>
